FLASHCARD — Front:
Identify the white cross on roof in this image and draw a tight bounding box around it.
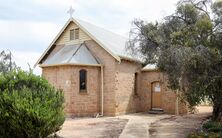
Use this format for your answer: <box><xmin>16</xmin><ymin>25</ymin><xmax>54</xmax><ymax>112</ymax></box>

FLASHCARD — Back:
<box><xmin>67</xmin><ymin>6</ymin><xmax>75</xmax><ymax>17</ymax></box>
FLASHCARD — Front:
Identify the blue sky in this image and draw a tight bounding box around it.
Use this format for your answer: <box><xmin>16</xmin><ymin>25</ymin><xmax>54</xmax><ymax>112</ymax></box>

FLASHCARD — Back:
<box><xmin>0</xmin><ymin>0</ymin><xmax>180</xmax><ymax>75</ymax></box>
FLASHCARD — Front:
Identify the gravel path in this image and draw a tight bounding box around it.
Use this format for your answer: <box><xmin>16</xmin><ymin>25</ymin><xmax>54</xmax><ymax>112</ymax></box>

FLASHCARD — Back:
<box><xmin>118</xmin><ymin>113</ymin><xmax>170</xmax><ymax>138</ymax></box>
<box><xmin>149</xmin><ymin>106</ymin><xmax>212</xmax><ymax>138</ymax></box>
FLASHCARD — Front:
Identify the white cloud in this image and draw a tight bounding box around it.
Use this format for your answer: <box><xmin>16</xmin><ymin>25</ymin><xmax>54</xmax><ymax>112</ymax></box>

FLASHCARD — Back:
<box><xmin>32</xmin><ymin>0</ymin><xmax>76</xmax><ymax>7</ymax></box>
<box><xmin>73</xmin><ymin>0</ymin><xmax>178</xmax><ymax>35</ymax></box>
<box><xmin>0</xmin><ymin>20</ymin><xmax>60</xmax><ymax>46</ymax></box>
<box><xmin>23</xmin><ymin>0</ymin><xmax>179</xmax><ymax>35</ymax></box>
<box><xmin>1</xmin><ymin>0</ymin><xmax>182</xmax><ymax>75</ymax></box>
<box><xmin>12</xmin><ymin>51</ymin><xmax>42</xmax><ymax>75</ymax></box>
<box><xmin>0</xmin><ymin>20</ymin><xmax>59</xmax><ymax>75</ymax></box>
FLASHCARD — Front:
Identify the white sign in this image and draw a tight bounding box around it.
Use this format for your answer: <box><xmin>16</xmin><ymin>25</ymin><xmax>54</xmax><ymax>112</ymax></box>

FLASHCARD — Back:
<box><xmin>155</xmin><ymin>83</ymin><xmax>161</xmax><ymax>92</ymax></box>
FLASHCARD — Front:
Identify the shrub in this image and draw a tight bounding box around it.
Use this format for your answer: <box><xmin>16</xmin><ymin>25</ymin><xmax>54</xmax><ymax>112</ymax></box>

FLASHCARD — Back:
<box><xmin>0</xmin><ymin>70</ymin><xmax>65</xmax><ymax>138</ymax></box>
<box><xmin>187</xmin><ymin>132</ymin><xmax>221</xmax><ymax>138</ymax></box>
<box><xmin>187</xmin><ymin>120</ymin><xmax>222</xmax><ymax>138</ymax></box>
<box><xmin>187</xmin><ymin>132</ymin><xmax>206</xmax><ymax>138</ymax></box>
<box><xmin>203</xmin><ymin>121</ymin><xmax>222</xmax><ymax>133</ymax></box>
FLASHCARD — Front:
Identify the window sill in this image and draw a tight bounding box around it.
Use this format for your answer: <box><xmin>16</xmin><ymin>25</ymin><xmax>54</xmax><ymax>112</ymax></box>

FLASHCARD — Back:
<box><xmin>79</xmin><ymin>91</ymin><xmax>88</xmax><ymax>95</ymax></box>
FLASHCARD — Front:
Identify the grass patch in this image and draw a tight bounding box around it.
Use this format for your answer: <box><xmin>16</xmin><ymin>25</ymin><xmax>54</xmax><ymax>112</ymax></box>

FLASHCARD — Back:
<box><xmin>187</xmin><ymin>120</ymin><xmax>222</xmax><ymax>138</ymax></box>
<box><xmin>203</xmin><ymin>121</ymin><xmax>222</xmax><ymax>133</ymax></box>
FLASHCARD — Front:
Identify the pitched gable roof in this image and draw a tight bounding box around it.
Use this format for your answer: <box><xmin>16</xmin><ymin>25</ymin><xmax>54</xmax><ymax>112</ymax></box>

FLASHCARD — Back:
<box><xmin>75</xmin><ymin>18</ymin><xmax>128</xmax><ymax>59</ymax></box>
<box><xmin>35</xmin><ymin>18</ymin><xmax>141</xmax><ymax>67</ymax></box>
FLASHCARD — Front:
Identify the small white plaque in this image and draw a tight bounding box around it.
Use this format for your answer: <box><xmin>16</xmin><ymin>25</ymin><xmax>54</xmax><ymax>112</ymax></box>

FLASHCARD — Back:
<box><xmin>155</xmin><ymin>84</ymin><xmax>161</xmax><ymax>92</ymax></box>
<box><xmin>65</xmin><ymin>80</ymin><xmax>70</xmax><ymax>85</ymax></box>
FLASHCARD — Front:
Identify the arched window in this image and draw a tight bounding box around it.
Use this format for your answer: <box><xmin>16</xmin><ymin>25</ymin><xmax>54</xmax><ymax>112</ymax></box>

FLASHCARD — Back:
<box><xmin>134</xmin><ymin>72</ymin><xmax>138</xmax><ymax>95</ymax></box>
<box><xmin>79</xmin><ymin>69</ymin><xmax>87</xmax><ymax>91</ymax></box>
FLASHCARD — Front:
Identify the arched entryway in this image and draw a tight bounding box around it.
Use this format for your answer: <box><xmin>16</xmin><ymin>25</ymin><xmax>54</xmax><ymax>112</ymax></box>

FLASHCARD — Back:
<box><xmin>151</xmin><ymin>81</ymin><xmax>162</xmax><ymax>109</ymax></box>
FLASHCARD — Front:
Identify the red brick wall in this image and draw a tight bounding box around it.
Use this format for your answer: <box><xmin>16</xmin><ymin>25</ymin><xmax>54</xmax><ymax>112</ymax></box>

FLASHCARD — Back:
<box><xmin>42</xmin><ymin>65</ymin><xmax>101</xmax><ymax>117</ymax></box>
<box><xmin>85</xmin><ymin>40</ymin><xmax>117</xmax><ymax>116</ymax></box>
<box><xmin>140</xmin><ymin>70</ymin><xmax>188</xmax><ymax>114</ymax></box>
<box><xmin>114</xmin><ymin>60</ymin><xmax>142</xmax><ymax>115</ymax></box>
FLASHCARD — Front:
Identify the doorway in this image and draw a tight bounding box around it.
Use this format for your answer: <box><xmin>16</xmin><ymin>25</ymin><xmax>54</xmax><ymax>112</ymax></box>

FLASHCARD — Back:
<box><xmin>151</xmin><ymin>81</ymin><xmax>162</xmax><ymax>108</ymax></box>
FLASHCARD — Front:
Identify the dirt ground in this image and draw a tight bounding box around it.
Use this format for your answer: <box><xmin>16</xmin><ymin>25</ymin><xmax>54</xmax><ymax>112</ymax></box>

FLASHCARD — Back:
<box><xmin>56</xmin><ymin>113</ymin><xmax>170</xmax><ymax>138</ymax></box>
<box><xmin>56</xmin><ymin>117</ymin><xmax>128</xmax><ymax>138</ymax></box>
<box><xmin>149</xmin><ymin>106</ymin><xmax>213</xmax><ymax>138</ymax></box>
<box><xmin>56</xmin><ymin>106</ymin><xmax>212</xmax><ymax>138</ymax></box>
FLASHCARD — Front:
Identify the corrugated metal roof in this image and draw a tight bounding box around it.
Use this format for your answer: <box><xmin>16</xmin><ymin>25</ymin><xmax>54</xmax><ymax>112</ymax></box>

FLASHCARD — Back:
<box><xmin>74</xmin><ymin>18</ymin><xmax>130</xmax><ymax>59</ymax></box>
<box><xmin>69</xmin><ymin>44</ymin><xmax>99</xmax><ymax>64</ymax></box>
<box><xmin>42</xmin><ymin>44</ymin><xmax>99</xmax><ymax>66</ymax></box>
<box><xmin>142</xmin><ymin>64</ymin><xmax>157</xmax><ymax>70</ymax></box>
<box><xmin>35</xmin><ymin>17</ymin><xmax>143</xmax><ymax>67</ymax></box>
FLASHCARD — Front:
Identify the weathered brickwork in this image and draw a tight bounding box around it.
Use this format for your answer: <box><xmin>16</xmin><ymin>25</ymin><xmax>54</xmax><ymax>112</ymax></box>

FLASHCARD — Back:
<box><xmin>85</xmin><ymin>40</ymin><xmax>117</xmax><ymax>116</ymax></box>
<box><xmin>42</xmin><ymin>65</ymin><xmax>101</xmax><ymax>117</ymax></box>
<box><xmin>114</xmin><ymin>60</ymin><xmax>142</xmax><ymax>115</ymax></box>
<box><xmin>140</xmin><ymin>70</ymin><xmax>188</xmax><ymax>114</ymax></box>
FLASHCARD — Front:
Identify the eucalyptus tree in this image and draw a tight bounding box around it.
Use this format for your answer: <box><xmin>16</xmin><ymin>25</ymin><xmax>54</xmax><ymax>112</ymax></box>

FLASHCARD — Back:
<box><xmin>127</xmin><ymin>0</ymin><xmax>222</xmax><ymax>121</ymax></box>
<box><xmin>0</xmin><ymin>50</ymin><xmax>16</xmax><ymax>73</ymax></box>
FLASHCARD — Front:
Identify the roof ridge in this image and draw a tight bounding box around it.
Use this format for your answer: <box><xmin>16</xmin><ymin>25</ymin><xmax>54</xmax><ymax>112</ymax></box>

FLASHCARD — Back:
<box><xmin>73</xmin><ymin>17</ymin><xmax>127</xmax><ymax>39</ymax></box>
<box><xmin>35</xmin><ymin>17</ymin><xmax>142</xmax><ymax>67</ymax></box>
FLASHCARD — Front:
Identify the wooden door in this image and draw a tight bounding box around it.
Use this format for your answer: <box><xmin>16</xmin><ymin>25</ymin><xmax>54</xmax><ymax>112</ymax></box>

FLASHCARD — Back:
<box><xmin>151</xmin><ymin>82</ymin><xmax>162</xmax><ymax>108</ymax></box>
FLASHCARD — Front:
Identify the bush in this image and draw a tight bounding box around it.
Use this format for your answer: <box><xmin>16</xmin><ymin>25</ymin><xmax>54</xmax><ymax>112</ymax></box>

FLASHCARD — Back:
<box><xmin>0</xmin><ymin>70</ymin><xmax>65</xmax><ymax>138</ymax></box>
<box><xmin>187</xmin><ymin>120</ymin><xmax>222</xmax><ymax>138</ymax></box>
<box><xmin>187</xmin><ymin>132</ymin><xmax>222</xmax><ymax>138</ymax></box>
<box><xmin>203</xmin><ymin>121</ymin><xmax>222</xmax><ymax>133</ymax></box>
<box><xmin>187</xmin><ymin>132</ymin><xmax>206</xmax><ymax>138</ymax></box>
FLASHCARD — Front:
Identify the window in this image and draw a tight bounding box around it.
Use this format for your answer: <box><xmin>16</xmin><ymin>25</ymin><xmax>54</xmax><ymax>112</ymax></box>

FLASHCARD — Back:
<box><xmin>79</xmin><ymin>69</ymin><xmax>87</xmax><ymax>91</ymax></box>
<box><xmin>74</xmin><ymin>28</ymin><xmax>79</xmax><ymax>39</ymax></box>
<box><xmin>70</xmin><ymin>29</ymin><xmax>74</xmax><ymax>40</ymax></box>
<box><xmin>70</xmin><ymin>28</ymin><xmax>79</xmax><ymax>40</ymax></box>
<box><xmin>134</xmin><ymin>72</ymin><xmax>138</xmax><ymax>95</ymax></box>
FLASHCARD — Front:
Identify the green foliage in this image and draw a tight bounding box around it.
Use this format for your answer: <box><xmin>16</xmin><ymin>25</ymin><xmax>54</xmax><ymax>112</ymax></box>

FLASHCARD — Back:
<box><xmin>0</xmin><ymin>70</ymin><xmax>65</xmax><ymax>138</ymax></box>
<box><xmin>127</xmin><ymin>0</ymin><xmax>222</xmax><ymax>121</ymax></box>
<box><xmin>187</xmin><ymin>120</ymin><xmax>222</xmax><ymax>138</ymax></box>
<box><xmin>203</xmin><ymin>120</ymin><xmax>222</xmax><ymax>133</ymax></box>
<box><xmin>187</xmin><ymin>132</ymin><xmax>206</xmax><ymax>138</ymax></box>
<box><xmin>187</xmin><ymin>132</ymin><xmax>221</xmax><ymax>138</ymax></box>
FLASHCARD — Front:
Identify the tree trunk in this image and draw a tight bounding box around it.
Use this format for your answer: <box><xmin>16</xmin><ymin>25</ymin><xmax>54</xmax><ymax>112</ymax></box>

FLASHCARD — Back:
<box><xmin>212</xmin><ymin>104</ymin><xmax>222</xmax><ymax>122</ymax></box>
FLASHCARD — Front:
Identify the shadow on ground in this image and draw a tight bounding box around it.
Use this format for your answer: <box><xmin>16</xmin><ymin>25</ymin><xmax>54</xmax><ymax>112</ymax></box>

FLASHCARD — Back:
<box><xmin>149</xmin><ymin>106</ymin><xmax>212</xmax><ymax>138</ymax></box>
<box><xmin>56</xmin><ymin>117</ymin><xmax>128</xmax><ymax>138</ymax></box>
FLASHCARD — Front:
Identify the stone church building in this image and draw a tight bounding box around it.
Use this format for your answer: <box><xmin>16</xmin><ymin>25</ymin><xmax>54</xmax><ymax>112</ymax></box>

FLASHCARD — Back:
<box><xmin>35</xmin><ymin>17</ymin><xmax>187</xmax><ymax>116</ymax></box>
